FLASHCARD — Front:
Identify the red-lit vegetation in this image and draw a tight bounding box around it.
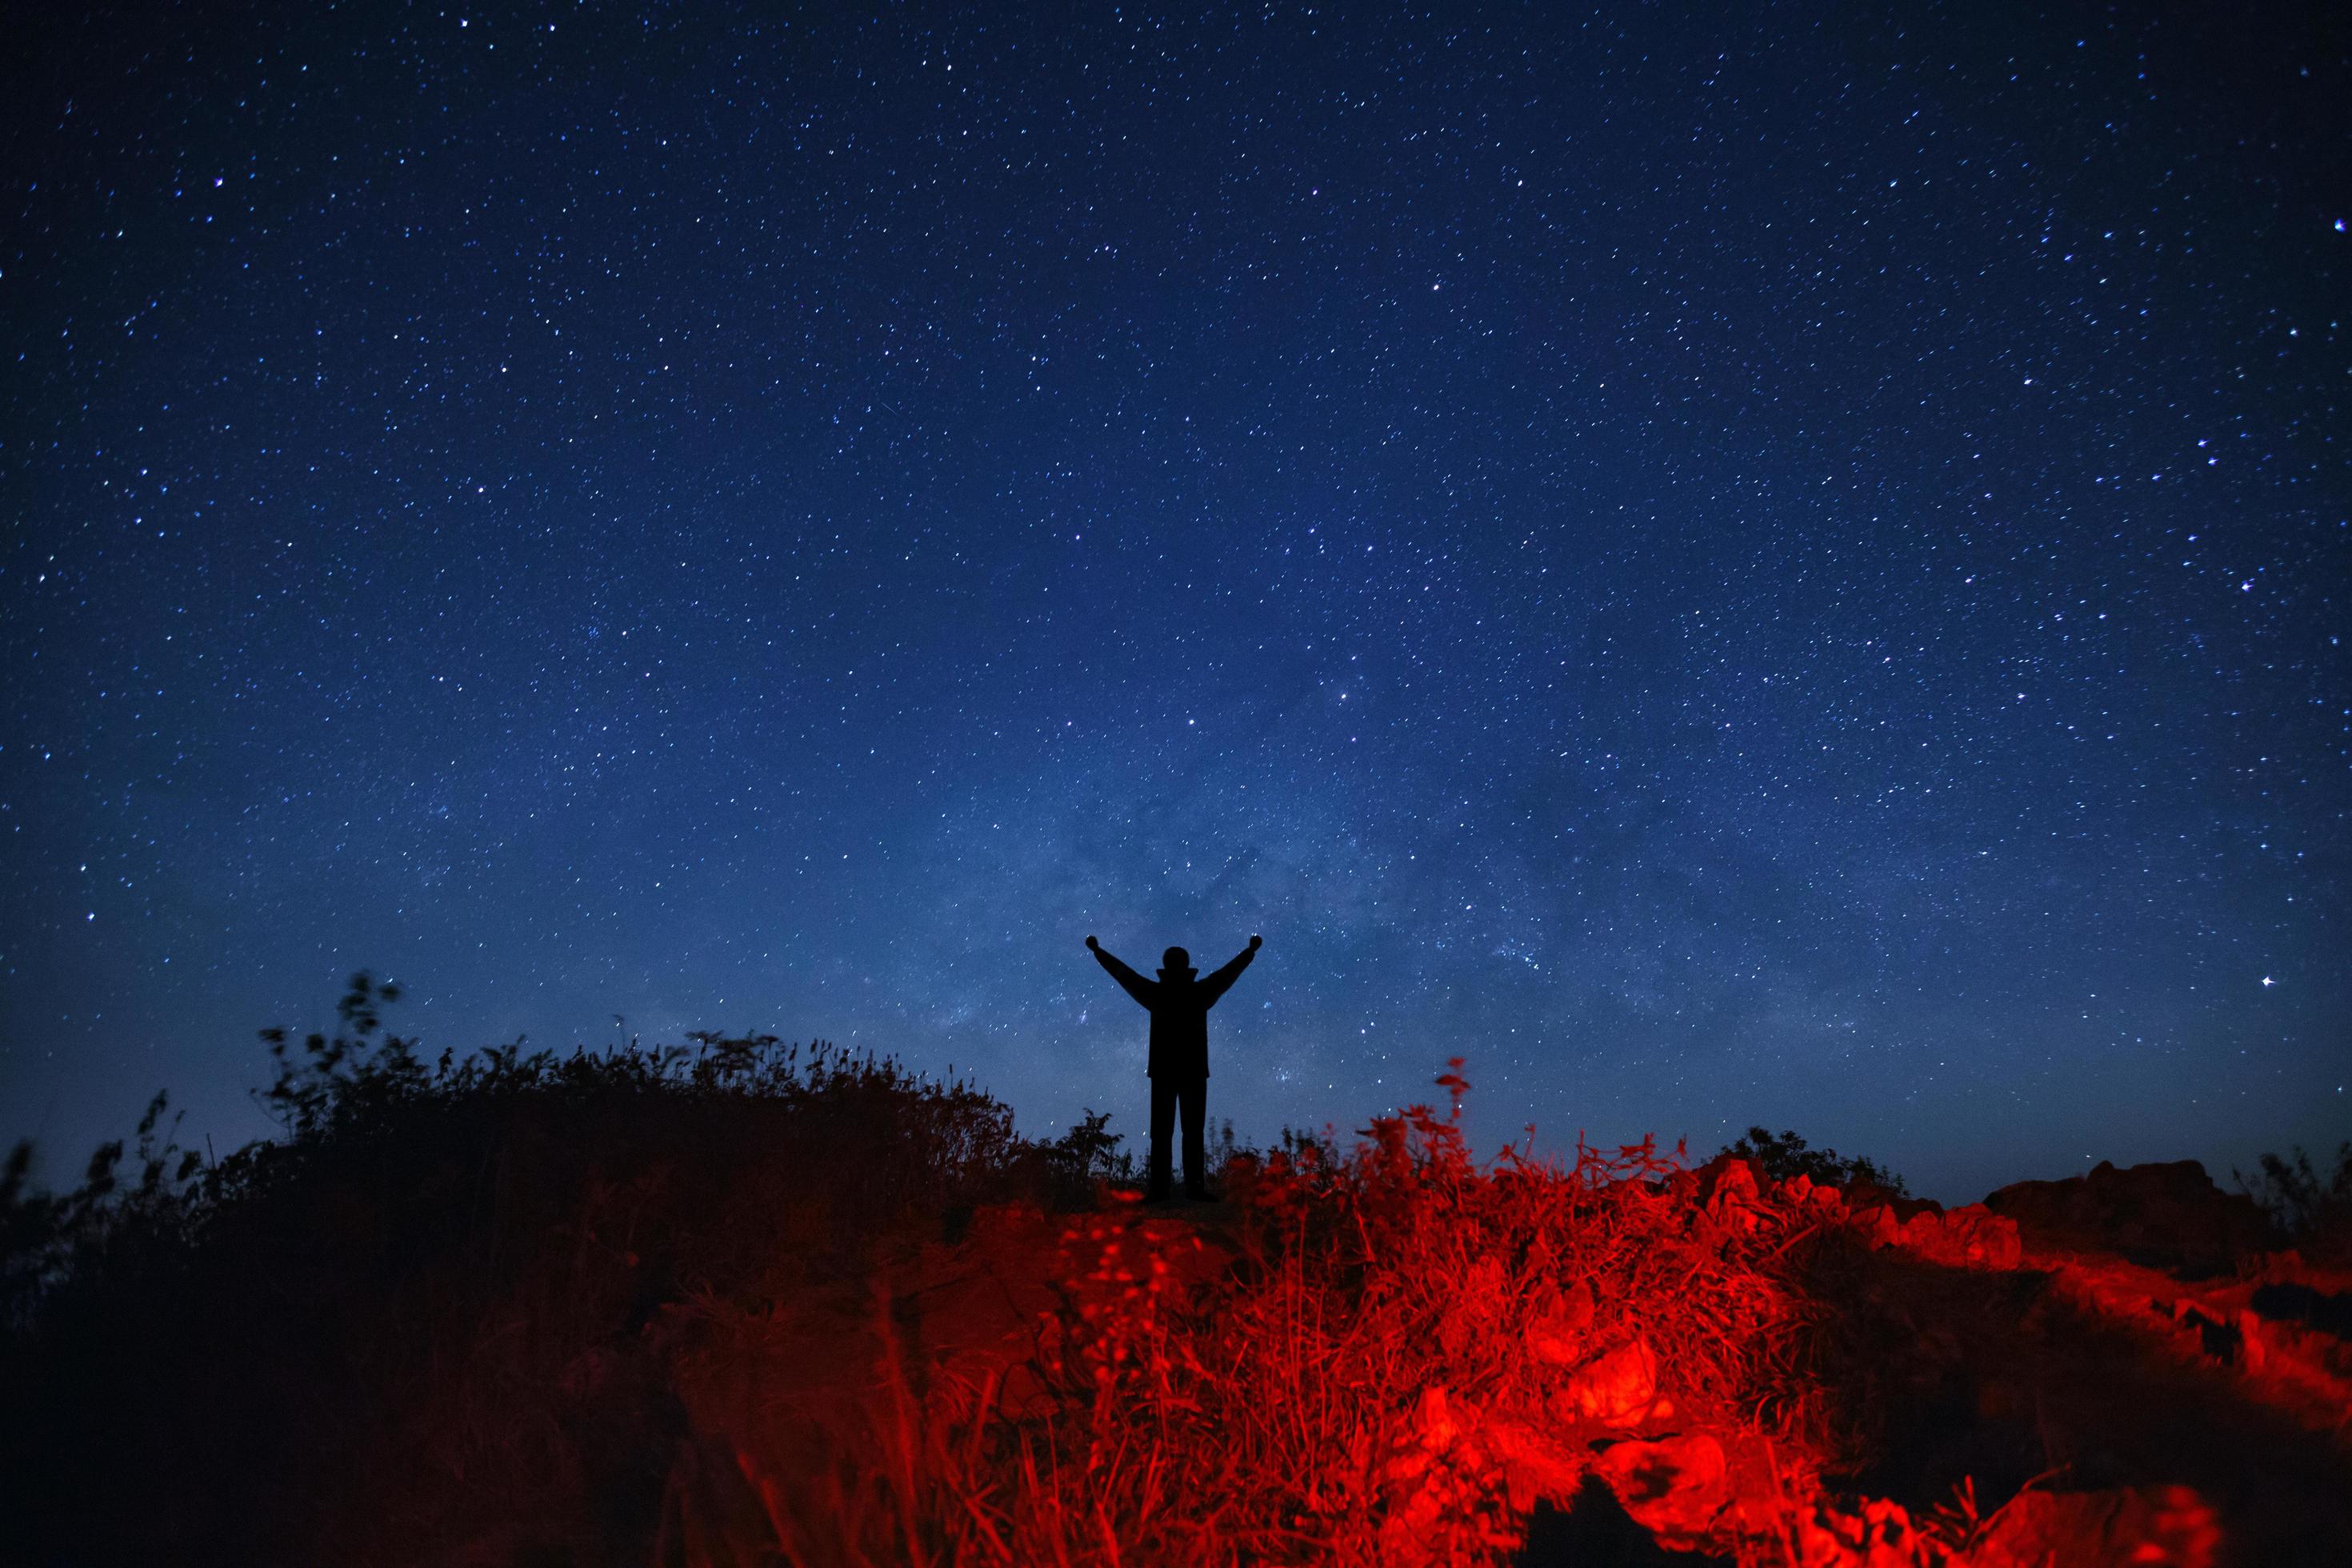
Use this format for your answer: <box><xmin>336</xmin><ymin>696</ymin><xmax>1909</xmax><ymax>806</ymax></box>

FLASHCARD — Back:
<box><xmin>4</xmin><ymin>978</ymin><xmax>2349</xmax><ymax>1566</ymax></box>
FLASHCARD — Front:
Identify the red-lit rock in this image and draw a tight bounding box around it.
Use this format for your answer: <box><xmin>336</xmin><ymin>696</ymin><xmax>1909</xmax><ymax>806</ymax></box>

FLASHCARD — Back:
<box><xmin>1380</xmin><ymin>1385</ymin><xmax>1464</xmax><ymax>1490</ymax></box>
<box><xmin>1562</xmin><ymin>1337</ymin><xmax>1658</xmax><ymax>1425</ymax></box>
<box><xmin>1984</xmin><ymin>1159</ymin><xmax>2274</xmax><ymax>1273</ymax></box>
<box><xmin>1843</xmin><ymin>1194</ymin><xmax>2026</xmax><ymax>1272</ymax></box>
<box><xmin>1698</xmin><ymin>1153</ymin><xmax>1762</xmax><ymax>1210</ymax></box>
<box><xmin>1525</xmin><ymin>1278</ymin><xmax>1596</xmax><ymax>1365</ymax></box>
<box><xmin>1943</xmin><ymin>1203</ymin><xmax>2023</xmax><ymax>1269</ymax></box>
<box><xmin>1482</xmin><ymin>1418</ymin><xmax>1584</xmax><ymax>1512</ymax></box>
<box><xmin>2235</xmin><ymin>1306</ymin><xmax>2267</xmax><ymax>1373</ymax></box>
<box><xmin>1414</xmin><ymin>1382</ymin><xmax>1461</xmax><ymax>1450</ymax></box>
<box><xmin>1883</xmin><ymin>1203</ymin><xmax>2024</xmax><ymax>1270</ymax></box>
<box><xmin>1788</xmin><ymin>1495</ymin><xmax>1932</xmax><ymax>1568</ymax></box>
<box><xmin>1591</xmin><ymin>1434</ymin><xmax>1730</xmax><ymax>1549</ymax></box>
<box><xmin>1969</xmin><ymin>1484</ymin><xmax>2221</xmax><ymax>1568</ymax></box>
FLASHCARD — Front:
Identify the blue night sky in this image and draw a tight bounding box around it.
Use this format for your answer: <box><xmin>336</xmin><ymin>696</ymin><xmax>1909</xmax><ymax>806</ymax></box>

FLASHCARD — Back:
<box><xmin>3</xmin><ymin>3</ymin><xmax>2345</xmax><ymax>1202</ymax></box>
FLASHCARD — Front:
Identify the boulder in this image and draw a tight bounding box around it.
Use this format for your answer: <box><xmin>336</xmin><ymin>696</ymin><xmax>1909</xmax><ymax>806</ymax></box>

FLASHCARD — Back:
<box><xmin>1482</xmin><ymin>1419</ymin><xmax>1585</xmax><ymax>1513</ymax></box>
<box><xmin>1985</xmin><ymin>1160</ymin><xmax>2274</xmax><ymax>1274</ymax></box>
<box><xmin>1696</xmin><ymin>1152</ymin><xmax>1762</xmax><ymax>1209</ymax></box>
<box><xmin>1970</xmin><ymin>1484</ymin><xmax>2221</xmax><ymax>1568</ymax></box>
<box><xmin>1558</xmin><ymin>1338</ymin><xmax>1658</xmax><ymax>1426</ymax></box>
<box><xmin>1590</xmin><ymin>1434</ymin><xmax>1730</xmax><ymax>1550</ymax></box>
<box><xmin>1523</xmin><ymin>1278</ymin><xmax>1595</xmax><ymax>1366</ymax></box>
<box><xmin>1893</xmin><ymin>1203</ymin><xmax>2023</xmax><ymax>1270</ymax></box>
<box><xmin>1786</xmin><ymin>1496</ymin><xmax>1931</xmax><ymax>1567</ymax></box>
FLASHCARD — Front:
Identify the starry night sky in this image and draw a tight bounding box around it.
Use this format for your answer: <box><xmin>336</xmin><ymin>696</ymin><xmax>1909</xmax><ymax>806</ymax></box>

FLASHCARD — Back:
<box><xmin>4</xmin><ymin>3</ymin><xmax>2346</xmax><ymax>1202</ymax></box>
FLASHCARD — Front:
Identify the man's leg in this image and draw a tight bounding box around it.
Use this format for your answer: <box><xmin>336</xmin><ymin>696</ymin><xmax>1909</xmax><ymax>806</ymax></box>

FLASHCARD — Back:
<box><xmin>1146</xmin><ymin>1077</ymin><xmax>1175</xmax><ymax>1199</ymax></box>
<box><xmin>1180</xmin><ymin>1078</ymin><xmax>1209</xmax><ymax>1198</ymax></box>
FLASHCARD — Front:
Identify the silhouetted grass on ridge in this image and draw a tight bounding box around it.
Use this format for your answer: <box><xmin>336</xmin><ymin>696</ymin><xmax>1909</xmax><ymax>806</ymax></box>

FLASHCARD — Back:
<box><xmin>0</xmin><ymin>972</ymin><xmax>1110</xmax><ymax>1567</ymax></box>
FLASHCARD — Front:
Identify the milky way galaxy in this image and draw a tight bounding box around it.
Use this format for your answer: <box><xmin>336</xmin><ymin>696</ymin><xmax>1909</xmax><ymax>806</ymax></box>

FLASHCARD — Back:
<box><xmin>3</xmin><ymin>5</ymin><xmax>2346</xmax><ymax>1199</ymax></box>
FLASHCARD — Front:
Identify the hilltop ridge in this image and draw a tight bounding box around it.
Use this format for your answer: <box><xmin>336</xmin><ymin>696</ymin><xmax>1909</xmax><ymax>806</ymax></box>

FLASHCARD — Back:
<box><xmin>3</xmin><ymin>994</ymin><xmax>2346</xmax><ymax>1566</ymax></box>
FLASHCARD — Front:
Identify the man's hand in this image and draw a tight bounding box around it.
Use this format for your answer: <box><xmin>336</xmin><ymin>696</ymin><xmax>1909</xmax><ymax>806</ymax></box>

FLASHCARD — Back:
<box><xmin>1086</xmin><ymin>934</ymin><xmax>1100</xmax><ymax>951</ymax></box>
<box><xmin>1248</xmin><ymin>934</ymin><xmax>1262</xmax><ymax>950</ymax></box>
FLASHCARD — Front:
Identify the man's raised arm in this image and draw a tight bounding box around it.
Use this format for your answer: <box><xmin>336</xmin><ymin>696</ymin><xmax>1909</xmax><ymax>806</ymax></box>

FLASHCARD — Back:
<box><xmin>1199</xmin><ymin>934</ymin><xmax>1262</xmax><ymax>1005</ymax></box>
<box><xmin>1086</xmin><ymin>935</ymin><xmax>1157</xmax><ymax>1008</ymax></box>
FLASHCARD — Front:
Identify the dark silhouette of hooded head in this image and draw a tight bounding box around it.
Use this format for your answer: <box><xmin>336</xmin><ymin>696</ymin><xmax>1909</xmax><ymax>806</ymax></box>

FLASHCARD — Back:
<box><xmin>1160</xmin><ymin>946</ymin><xmax>1195</xmax><ymax>980</ymax></box>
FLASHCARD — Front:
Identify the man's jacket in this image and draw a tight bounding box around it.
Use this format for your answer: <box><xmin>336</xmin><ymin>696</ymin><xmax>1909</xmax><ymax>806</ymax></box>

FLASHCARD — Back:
<box><xmin>1092</xmin><ymin>945</ymin><xmax>1257</xmax><ymax>1080</ymax></box>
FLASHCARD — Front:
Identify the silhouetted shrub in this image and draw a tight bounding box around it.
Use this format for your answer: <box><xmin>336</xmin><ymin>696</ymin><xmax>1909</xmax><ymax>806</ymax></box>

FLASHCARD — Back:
<box><xmin>1722</xmin><ymin>1124</ymin><xmax>1910</xmax><ymax>1198</ymax></box>
<box><xmin>2236</xmin><ymin>1142</ymin><xmax>2352</xmax><ymax>1258</ymax></box>
<box><xmin>0</xmin><ymin>1090</ymin><xmax>206</xmax><ymax>1334</ymax></box>
<box><xmin>1043</xmin><ymin>1106</ymin><xmax>1138</xmax><ymax>1188</ymax></box>
<box><xmin>0</xmin><ymin>973</ymin><xmax>1070</xmax><ymax>1567</ymax></box>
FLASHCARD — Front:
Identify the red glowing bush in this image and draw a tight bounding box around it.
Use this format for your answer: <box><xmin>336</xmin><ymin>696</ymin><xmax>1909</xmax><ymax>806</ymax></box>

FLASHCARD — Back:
<box><xmin>13</xmin><ymin>1006</ymin><xmax>2326</xmax><ymax>1566</ymax></box>
<box><xmin>666</xmin><ymin>1062</ymin><xmax>1921</xmax><ymax>1564</ymax></box>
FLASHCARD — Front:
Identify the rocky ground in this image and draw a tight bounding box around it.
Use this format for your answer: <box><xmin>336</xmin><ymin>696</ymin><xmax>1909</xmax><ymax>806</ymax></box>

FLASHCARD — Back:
<box><xmin>656</xmin><ymin>1142</ymin><xmax>2352</xmax><ymax>1566</ymax></box>
<box><xmin>7</xmin><ymin>1030</ymin><xmax>2345</xmax><ymax>1566</ymax></box>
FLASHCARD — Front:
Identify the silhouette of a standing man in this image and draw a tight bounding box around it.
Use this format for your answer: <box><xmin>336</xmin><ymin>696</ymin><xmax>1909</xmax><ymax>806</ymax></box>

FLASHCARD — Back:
<box><xmin>1085</xmin><ymin>933</ymin><xmax>1261</xmax><ymax>1201</ymax></box>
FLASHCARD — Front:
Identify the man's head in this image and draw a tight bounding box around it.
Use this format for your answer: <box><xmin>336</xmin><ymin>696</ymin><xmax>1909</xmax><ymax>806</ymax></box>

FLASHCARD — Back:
<box><xmin>1159</xmin><ymin>946</ymin><xmax>1195</xmax><ymax>978</ymax></box>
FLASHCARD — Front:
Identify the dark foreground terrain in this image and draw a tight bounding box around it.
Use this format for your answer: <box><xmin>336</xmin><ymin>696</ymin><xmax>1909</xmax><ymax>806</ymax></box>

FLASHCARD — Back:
<box><xmin>5</xmin><ymin>990</ymin><xmax>2346</xmax><ymax>1566</ymax></box>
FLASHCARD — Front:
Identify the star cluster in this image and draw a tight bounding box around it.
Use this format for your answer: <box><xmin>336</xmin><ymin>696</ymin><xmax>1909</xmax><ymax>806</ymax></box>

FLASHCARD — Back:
<box><xmin>2</xmin><ymin>4</ymin><xmax>2345</xmax><ymax>1198</ymax></box>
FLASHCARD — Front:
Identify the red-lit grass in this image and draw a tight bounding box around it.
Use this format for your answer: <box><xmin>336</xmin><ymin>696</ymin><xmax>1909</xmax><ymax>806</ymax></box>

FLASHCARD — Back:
<box><xmin>665</xmin><ymin>1064</ymin><xmax>1842</xmax><ymax>1565</ymax></box>
<box><xmin>10</xmin><ymin>1010</ymin><xmax>2338</xmax><ymax>1566</ymax></box>
<box><xmin>671</xmin><ymin>1062</ymin><xmax>2328</xmax><ymax>1565</ymax></box>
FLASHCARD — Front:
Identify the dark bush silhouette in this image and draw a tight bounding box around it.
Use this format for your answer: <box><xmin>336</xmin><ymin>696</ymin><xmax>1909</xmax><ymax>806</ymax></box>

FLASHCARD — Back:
<box><xmin>2236</xmin><ymin>1142</ymin><xmax>2352</xmax><ymax>1259</ymax></box>
<box><xmin>0</xmin><ymin>973</ymin><xmax>1078</xmax><ymax>1567</ymax></box>
<box><xmin>1043</xmin><ymin>1105</ymin><xmax>1138</xmax><ymax>1185</ymax></box>
<box><xmin>1721</xmin><ymin>1125</ymin><xmax>1910</xmax><ymax>1198</ymax></box>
